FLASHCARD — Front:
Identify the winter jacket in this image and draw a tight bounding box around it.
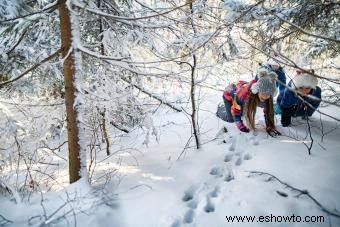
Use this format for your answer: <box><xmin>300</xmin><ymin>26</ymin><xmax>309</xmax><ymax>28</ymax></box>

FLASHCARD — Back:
<box><xmin>223</xmin><ymin>80</ymin><xmax>270</xmax><ymax>127</ymax></box>
<box><xmin>277</xmin><ymin>81</ymin><xmax>321</xmax><ymax>126</ymax></box>
<box><xmin>256</xmin><ymin>64</ymin><xmax>286</xmax><ymax>93</ymax></box>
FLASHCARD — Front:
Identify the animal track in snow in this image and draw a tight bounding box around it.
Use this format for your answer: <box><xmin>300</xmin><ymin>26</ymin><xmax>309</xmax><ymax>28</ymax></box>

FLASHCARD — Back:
<box><xmin>228</xmin><ymin>137</ymin><xmax>237</xmax><ymax>151</ymax></box>
<box><xmin>210</xmin><ymin>167</ymin><xmax>223</xmax><ymax>177</ymax></box>
<box><xmin>235</xmin><ymin>156</ymin><xmax>243</xmax><ymax>166</ymax></box>
<box><xmin>210</xmin><ymin>186</ymin><xmax>220</xmax><ymax>198</ymax></box>
<box><xmin>224</xmin><ymin>167</ymin><xmax>235</xmax><ymax>182</ymax></box>
<box><xmin>248</xmin><ymin>136</ymin><xmax>259</xmax><ymax>145</ymax></box>
<box><xmin>243</xmin><ymin>153</ymin><xmax>252</xmax><ymax>160</ymax></box>
<box><xmin>187</xmin><ymin>199</ymin><xmax>198</xmax><ymax>209</ymax></box>
<box><xmin>183</xmin><ymin>209</ymin><xmax>195</xmax><ymax>224</ymax></box>
<box><xmin>204</xmin><ymin>196</ymin><xmax>215</xmax><ymax>213</ymax></box>
<box><xmin>176</xmin><ymin>131</ymin><xmax>262</xmax><ymax>225</ymax></box>
<box><xmin>224</xmin><ymin>153</ymin><xmax>233</xmax><ymax>162</ymax></box>
<box><xmin>170</xmin><ymin>219</ymin><xmax>181</xmax><ymax>227</ymax></box>
<box><xmin>182</xmin><ymin>185</ymin><xmax>198</xmax><ymax>202</ymax></box>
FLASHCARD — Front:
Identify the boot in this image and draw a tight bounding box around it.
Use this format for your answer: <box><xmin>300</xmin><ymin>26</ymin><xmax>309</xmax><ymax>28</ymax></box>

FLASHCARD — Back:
<box><xmin>281</xmin><ymin>107</ymin><xmax>293</xmax><ymax>127</ymax></box>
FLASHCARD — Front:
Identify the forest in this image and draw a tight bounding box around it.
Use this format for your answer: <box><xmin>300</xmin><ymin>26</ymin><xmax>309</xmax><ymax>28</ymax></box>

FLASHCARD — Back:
<box><xmin>0</xmin><ymin>0</ymin><xmax>339</xmax><ymax>226</ymax></box>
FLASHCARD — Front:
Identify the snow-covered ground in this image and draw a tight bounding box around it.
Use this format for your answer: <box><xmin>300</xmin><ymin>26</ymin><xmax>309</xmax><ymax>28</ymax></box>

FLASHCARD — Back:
<box><xmin>1</xmin><ymin>93</ymin><xmax>340</xmax><ymax>227</ymax></box>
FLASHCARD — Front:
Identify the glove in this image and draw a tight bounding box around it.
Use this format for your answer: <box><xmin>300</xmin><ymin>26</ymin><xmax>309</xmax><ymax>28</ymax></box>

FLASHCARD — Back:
<box><xmin>236</xmin><ymin>121</ymin><xmax>250</xmax><ymax>133</ymax></box>
<box><xmin>266</xmin><ymin>127</ymin><xmax>281</xmax><ymax>137</ymax></box>
<box><xmin>240</xmin><ymin>127</ymin><xmax>250</xmax><ymax>133</ymax></box>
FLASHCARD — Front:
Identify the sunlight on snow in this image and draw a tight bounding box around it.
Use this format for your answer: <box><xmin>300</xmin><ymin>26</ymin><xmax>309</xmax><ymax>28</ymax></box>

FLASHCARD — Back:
<box><xmin>141</xmin><ymin>173</ymin><xmax>174</xmax><ymax>181</ymax></box>
<box><xmin>281</xmin><ymin>139</ymin><xmax>312</xmax><ymax>143</ymax></box>
<box><xmin>94</xmin><ymin>162</ymin><xmax>140</xmax><ymax>174</ymax></box>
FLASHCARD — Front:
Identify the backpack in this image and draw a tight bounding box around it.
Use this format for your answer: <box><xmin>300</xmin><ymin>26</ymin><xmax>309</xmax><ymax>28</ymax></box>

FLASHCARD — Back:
<box><xmin>216</xmin><ymin>103</ymin><xmax>228</xmax><ymax>122</ymax></box>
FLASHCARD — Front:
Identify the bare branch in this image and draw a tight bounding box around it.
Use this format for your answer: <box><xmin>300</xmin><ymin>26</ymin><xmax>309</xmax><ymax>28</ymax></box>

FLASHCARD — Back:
<box><xmin>249</xmin><ymin>171</ymin><xmax>340</xmax><ymax>218</ymax></box>
<box><xmin>177</xmin><ymin>135</ymin><xmax>193</xmax><ymax>161</ymax></box>
<box><xmin>120</xmin><ymin>76</ymin><xmax>182</xmax><ymax>112</ymax></box>
<box><xmin>305</xmin><ymin>114</ymin><xmax>313</xmax><ymax>155</ymax></box>
<box><xmin>39</xmin><ymin>141</ymin><xmax>68</xmax><ymax>161</ymax></box>
<box><xmin>109</xmin><ymin>121</ymin><xmax>129</xmax><ymax>133</ymax></box>
<box><xmin>0</xmin><ymin>214</ymin><xmax>13</xmax><ymax>226</ymax></box>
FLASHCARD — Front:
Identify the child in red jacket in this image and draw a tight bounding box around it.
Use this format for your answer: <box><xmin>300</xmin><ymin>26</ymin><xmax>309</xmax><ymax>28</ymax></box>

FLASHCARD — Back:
<box><xmin>222</xmin><ymin>72</ymin><xmax>280</xmax><ymax>136</ymax></box>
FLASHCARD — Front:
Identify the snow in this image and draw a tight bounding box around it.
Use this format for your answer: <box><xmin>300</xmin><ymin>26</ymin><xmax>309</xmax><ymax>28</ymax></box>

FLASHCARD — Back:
<box><xmin>0</xmin><ymin>0</ymin><xmax>22</xmax><ymax>20</ymax></box>
<box><xmin>1</xmin><ymin>1</ymin><xmax>340</xmax><ymax>226</ymax></box>
<box><xmin>112</xmin><ymin>101</ymin><xmax>340</xmax><ymax>227</ymax></box>
<box><xmin>1</xmin><ymin>92</ymin><xmax>339</xmax><ymax>227</ymax></box>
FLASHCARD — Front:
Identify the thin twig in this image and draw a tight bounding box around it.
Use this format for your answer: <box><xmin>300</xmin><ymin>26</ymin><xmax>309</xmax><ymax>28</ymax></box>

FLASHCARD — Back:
<box><xmin>39</xmin><ymin>141</ymin><xmax>68</xmax><ymax>161</ymax></box>
<box><xmin>0</xmin><ymin>214</ymin><xmax>13</xmax><ymax>225</ymax></box>
<box><xmin>249</xmin><ymin>171</ymin><xmax>340</xmax><ymax>218</ymax></box>
<box><xmin>120</xmin><ymin>76</ymin><xmax>182</xmax><ymax>112</ymax></box>
<box><xmin>305</xmin><ymin>113</ymin><xmax>313</xmax><ymax>155</ymax></box>
<box><xmin>177</xmin><ymin>135</ymin><xmax>193</xmax><ymax>161</ymax></box>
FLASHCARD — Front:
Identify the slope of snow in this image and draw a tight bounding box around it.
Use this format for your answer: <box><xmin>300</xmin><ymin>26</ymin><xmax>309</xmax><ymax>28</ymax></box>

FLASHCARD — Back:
<box><xmin>1</xmin><ymin>93</ymin><xmax>340</xmax><ymax>227</ymax></box>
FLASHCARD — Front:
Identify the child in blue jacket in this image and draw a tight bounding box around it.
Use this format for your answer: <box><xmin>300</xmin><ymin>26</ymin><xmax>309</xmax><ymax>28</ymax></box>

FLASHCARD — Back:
<box><xmin>276</xmin><ymin>70</ymin><xmax>321</xmax><ymax>127</ymax></box>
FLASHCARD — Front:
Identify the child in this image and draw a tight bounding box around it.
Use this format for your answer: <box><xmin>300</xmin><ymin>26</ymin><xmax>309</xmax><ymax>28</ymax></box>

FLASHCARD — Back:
<box><xmin>276</xmin><ymin>70</ymin><xmax>321</xmax><ymax>127</ymax></box>
<box><xmin>222</xmin><ymin>72</ymin><xmax>280</xmax><ymax>136</ymax></box>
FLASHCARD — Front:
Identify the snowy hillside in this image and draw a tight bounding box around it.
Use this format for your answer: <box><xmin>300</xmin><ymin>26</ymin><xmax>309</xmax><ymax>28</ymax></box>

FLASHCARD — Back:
<box><xmin>1</xmin><ymin>93</ymin><xmax>339</xmax><ymax>227</ymax></box>
<box><xmin>1</xmin><ymin>0</ymin><xmax>339</xmax><ymax>226</ymax></box>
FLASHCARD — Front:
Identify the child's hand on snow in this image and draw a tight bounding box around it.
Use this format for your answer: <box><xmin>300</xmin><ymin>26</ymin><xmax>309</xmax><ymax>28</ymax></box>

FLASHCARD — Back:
<box><xmin>266</xmin><ymin>127</ymin><xmax>281</xmax><ymax>137</ymax></box>
<box><xmin>236</xmin><ymin>121</ymin><xmax>250</xmax><ymax>133</ymax></box>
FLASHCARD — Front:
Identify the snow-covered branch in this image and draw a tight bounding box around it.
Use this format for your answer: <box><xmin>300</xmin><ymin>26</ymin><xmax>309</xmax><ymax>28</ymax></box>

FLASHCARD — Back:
<box><xmin>0</xmin><ymin>49</ymin><xmax>62</xmax><ymax>88</ymax></box>
<box><xmin>265</xmin><ymin>8</ymin><xmax>340</xmax><ymax>43</ymax></box>
<box><xmin>73</xmin><ymin>0</ymin><xmax>189</xmax><ymax>21</ymax></box>
<box><xmin>0</xmin><ymin>1</ymin><xmax>57</xmax><ymax>23</ymax></box>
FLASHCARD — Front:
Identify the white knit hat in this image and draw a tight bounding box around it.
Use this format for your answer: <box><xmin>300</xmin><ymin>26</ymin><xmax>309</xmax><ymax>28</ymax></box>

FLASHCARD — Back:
<box><xmin>291</xmin><ymin>71</ymin><xmax>318</xmax><ymax>89</ymax></box>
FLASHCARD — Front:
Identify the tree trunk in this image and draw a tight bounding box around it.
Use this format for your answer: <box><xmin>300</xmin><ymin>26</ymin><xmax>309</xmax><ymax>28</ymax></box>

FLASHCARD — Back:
<box><xmin>58</xmin><ymin>0</ymin><xmax>83</xmax><ymax>183</ymax></box>
<box><xmin>99</xmin><ymin>108</ymin><xmax>110</xmax><ymax>156</ymax></box>
<box><xmin>188</xmin><ymin>0</ymin><xmax>200</xmax><ymax>149</ymax></box>
<box><xmin>190</xmin><ymin>55</ymin><xmax>200</xmax><ymax>149</ymax></box>
<box><xmin>97</xmin><ymin>0</ymin><xmax>105</xmax><ymax>56</ymax></box>
<box><xmin>96</xmin><ymin>0</ymin><xmax>111</xmax><ymax>156</ymax></box>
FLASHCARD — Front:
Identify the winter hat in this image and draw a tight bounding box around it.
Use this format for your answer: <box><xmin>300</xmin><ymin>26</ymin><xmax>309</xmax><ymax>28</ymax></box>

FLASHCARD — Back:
<box><xmin>251</xmin><ymin>72</ymin><xmax>277</xmax><ymax>96</ymax></box>
<box><xmin>257</xmin><ymin>67</ymin><xmax>269</xmax><ymax>77</ymax></box>
<box><xmin>291</xmin><ymin>70</ymin><xmax>318</xmax><ymax>89</ymax></box>
<box><xmin>267</xmin><ymin>57</ymin><xmax>281</xmax><ymax>67</ymax></box>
